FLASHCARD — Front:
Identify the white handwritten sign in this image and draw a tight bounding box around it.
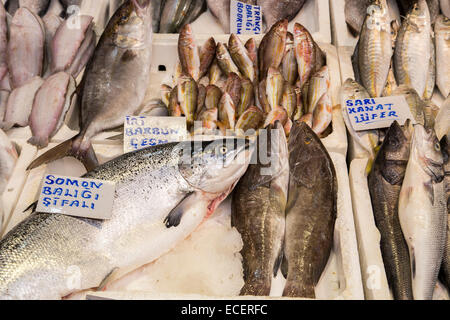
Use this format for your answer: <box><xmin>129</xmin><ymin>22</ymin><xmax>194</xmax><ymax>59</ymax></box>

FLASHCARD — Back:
<box><xmin>230</xmin><ymin>0</ymin><xmax>262</xmax><ymax>35</ymax></box>
<box><xmin>36</xmin><ymin>174</ymin><xmax>116</xmax><ymax>220</ymax></box>
<box><xmin>124</xmin><ymin>116</ymin><xmax>187</xmax><ymax>153</ymax></box>
<box><xmin>344</xmin><ymin>96</ymin><xmax>415</xmax><ymax>131</ymax></box>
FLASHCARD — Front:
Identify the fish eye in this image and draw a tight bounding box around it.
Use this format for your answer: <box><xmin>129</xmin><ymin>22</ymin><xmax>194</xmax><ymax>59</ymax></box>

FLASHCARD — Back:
<box><xmin>217</xmin><ymin>146</ymin><xmax>227</xmax><ymax>155</ymax></box>
<box><xmin>435</xmin><ymin>143</ymin><xmax>441</xmax><ymax>151</ymax></box>
<box><xmin>305</xmin><ymin>136</ymin><xmax>312</xmax><ymax>145</ymax></box>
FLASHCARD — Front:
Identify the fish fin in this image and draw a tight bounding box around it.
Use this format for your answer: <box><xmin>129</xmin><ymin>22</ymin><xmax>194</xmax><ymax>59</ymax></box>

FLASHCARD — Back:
<box><xmin>281</xmin><ymin>255</ymin><xmax>288</xmax><ymax>279</ymax></box>
<box><xmin>27</xmin><ymin>136</ymin><xmax>49</xmax><ymax>149</ymax></box>
<box><xmin>26</xmin><ymin>136</ymin><xmax>99</xmax><ymax>172</ymax></box>
<box><xmin>411</xmin><ymin>247</ymin><xmax>416</xmax><ymax>281</ymax></box>
<box><xmin>96</xmin><ymin>267</ymin><xmax>120</xmax><ymax>292</ymax></box>
<box><xmin>423</xmin><ymin>180</ymin><xmax>434</xmax><ymax>204</ymax></box>
<box><xmin>22</xmin><ymin>201</ymin><xmax>37</xmax><ymax>213</ymax></box>
<box><xmin>163</xmin><ymin>192</ymin><xmax>195</xmax><ymax>228</ymax></box>
<box><xmin>273</xmin><ymin>240</ymin><xmax>284</xmax><ymax>277</ymax></box>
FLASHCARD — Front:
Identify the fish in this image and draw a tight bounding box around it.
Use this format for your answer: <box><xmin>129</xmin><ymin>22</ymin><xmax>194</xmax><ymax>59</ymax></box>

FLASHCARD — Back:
<box><xmin>0</xmin><ymin>137</ymin><xmax>253</xmax><ymax>299</ymax></box>
<box><xmin>258</xmin><ymin>0</ymin><xmax>306</xmax><ymax>32</ymax></box>
<box><xmin>357</xmin><ymin>0</ymin><xmax>392</xmax><ymax>98</ymax></box>
<box><xmin>442</xmin><ymin>0</ymin><xmax>450</xmax><ymax>19</ymax></box>
<box><xmin>439</xmin><ymin>135</ymin><xmax>450</xmax><ymax>290</ymax></box>
<box><xmin>244</xmin><ymin>38</ymin><xmax>258</xmax><ymax>81</ymax></box>
<box><xmin>423</xmin><ymin>100</ymin><xmax>440</xmax><ymax>129</ymax></box>
<box><xmin>19</xmin><ymin>0</ymin><xmax>50</xmax><ymax>16</ymax></box>
<box><xmin>160</xmin><ymin>84</ymin><xmax>172</xmax><ymax>107</ymax></box>
<box><xmin>195</xmin><ymin>84</ymin><xmax>206</xmax><ymax>118</ymax></box>
<box><xmin>0</xmin><ymin>3</ymin><xmax>7</xmax><ymax>69</ymax></box>
<box><xmin>28</xmin><ymin>72</ymin><xmax>75</xmax><ymax>148</ymax></box>
<box><xmin>236</xmin><ymin>78</ymin><xmax>254</xmax><ymax>119</ymax></box>
<box><xmin>266</xmin><ymin>67</ymin><xmax>284</xmax><ymax>111</ymax></box>
<box><xmin>306</xmin><ymin>66</ymin><xmax>329</xmax><ymax>114</ymax></box>
<box><xmin>2</xmin><ymin>76</ymin><xmax>44</xmax><ymax>130</ymax></box>
<box><xmin>199</xmin><ymin>37</ymin><xmax>216</xmax><ymax>79</ymax></box>
<box><xmin>216</xmin><ymin>43</ymin><xmax>241</xmax><ymax>77</ymax></box>
<box><xmin>281</xmin><ymin>82</ymin><xmax>297</xmax><ymax>119</ymax></box>
<box><xmin>392</xmin><ymin>85</ymin><xmax>426</xmax><ymax>126</ymax></box>
<box><xmin>282</xmin><ymin>121</ymin><xmax>337</xmax><ymax>298</ymax></box>
<box><xmin>50</xmin><ymin>15</ymin><xmax>95</xmax><ymax>76</ymax></box>
<box><xmin>168</xmin><ymin>85</ymin><xmax>182</xmax><ymax>117</ymax></box>
<box><xmin>228</xmin><ymin>34</ymin><xmax>254</xmax><ymax>82</ymax></box>
<box><xmin>394</xmin><ymin>0</ymin><xmax>432</xmax><ymax>98</ymax></box>
<box><xmin>218</xmin><ymin>92</ymin><xmax>236</xmax><ymax>130</ymax></box>
<box><xmin>0</xmin><ymin>129</ymin><xmax>18</xmax><ymax>195</ymax></box>
<box><xmin>178</xmin><ymin>24</ymin><xmax>200</xmax><ymax>81</ymax></box>
<box><xmin>368</xmin><ymin>120</ymin><xmax>414</xmax><ymax>300</ymax></box>
<box><xmin>0</xmin><ymin>91</ymin><xmax>9</xmax><ymax>123</ymax></box>
<box><xmin>293</xmin><ymin>22</ymin><xmax>324</xmax><ymax>90</ymax></box>
<box><xmin>232</xmin><ymin>122</ymin><xmax>288</xmax><ymax>295</ymax></box>
<box><xmin>258</xmin><ymin>79</ymin><xmax>271</xmax><ymax>114</ymax></box>
<box><xmin>399</xmin><ymin>124</ymin><xmax>447</xmax><ymax>300</ymax></box>
<box><xmin>138</xmin><ymin>99</ymin><xmax>169</xmax><ymax>117</ymax></box>
<box><xmin>435</xmin><ymin>15</ymin><xmax>450</xmax><ymax>99</ymax></box>
<box><xmin>181</xmin><ymin>0</ymin><xmax>206</xmax><ymax>29</ymax></box>
<box><xmin>7</xmin><ymin>7</ymin><xmax>45</xmax><ymax>89</ymax></box>
<box><xmin>177</xmin><ymin>74</ymin><xmax>197</xmax><ymax>128</ymax></box>
<box><xmin>27</xmin><ymin>0</ymin><xmax>153</xmax><ymax>172</ymax></box>
<box><xmin>196</xmin><ymin>107</ymin><xmax>218</xmax><ymax>132</ymax></box>
<box><xmin>224</xmin><ymin>72</ymin><xmax>242</xmax><ymax>108</ymax></box>
<box><xmin>206</xmin><ymin>0</ymin><xmax>230</xmax><ymax>33</ymax></box>
<box><xmin>208</xmin><ymin>59</ymin><xmax>222</xmax><ymax>86</ymax></box>
<box><xmin>345</xmin><ymin>0</ymin><xmax>400</xmax><ymax>35</ymax></box>
<box><xmin>258</xmin><ymin>19</ymin><xmax>287</xmax><ymax>80</ymax></box>
<box><xmin>205</xmin><ymin>84</ymin><xmax>222</xmax><ymax>110</ymax></box>
<box><xmin>311</xmin><ymin>92</ymin><xmax>332</xmax><ymax>136</ymax></box>
<box><xmin>42</xmin><ymin>12</ymin><xmax>63</xmax><ymax>75</ymax></box>
<box><xmin>235</xmin><ymin>106</ymin><xmax>264</xmax><ymax>133</ymax></box>
<box><xmin>160</xmin><ymin>0</ymin><xmax>193</xmax><ymax>33</ymax></box>
<box><xmin>282</xmin><ymin>44</ymin><xmax>298</xmax><ymax>86</ymax></box>
<box><xmin>263</xmin><ymin>106</ymin><xmax>288</xmax><ymax>128</ymax></box>
<box><xmin>434</xmin><ymin>96</ymin><xmax>450</xmax><ymax>140</ymax></box>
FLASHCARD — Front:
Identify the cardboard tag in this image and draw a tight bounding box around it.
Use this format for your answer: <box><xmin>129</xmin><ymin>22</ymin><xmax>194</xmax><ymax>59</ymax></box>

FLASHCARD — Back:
<box><xmin>344</xmin><ymin>96</ymin><xmax>416</xmax><ymax>131</ymax></box>
<box><xmin>230</xmin><ymin>0</ymin><xmax>262</xmax><ymax>35</ymax></box>
<box><xmin>124</xmin><ymin>116</ymin><xmax>187</xmax><ymax>153</ymax></box>
<box><xmin>36</xmin><ymin>174</ymin><xmax>116</xmax><ymax>220</ymax></box>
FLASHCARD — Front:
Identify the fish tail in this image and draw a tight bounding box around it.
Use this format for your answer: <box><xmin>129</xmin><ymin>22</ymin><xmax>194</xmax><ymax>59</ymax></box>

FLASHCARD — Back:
<box><xmin>27</xmin><ymin>136</ymin><xmax>49</xmax><ymax>149</ymax></box>
<box><xmin>282</xmin><ymin>281</ymin><xmax>315</xmax><ymax>299</ymax></box>
<box><xmin>240</xmin><ymin>281</ymin><xmax>271</xmax><ymax>296</ymax></box>
<box><xmin>26</xmin><ymin>136</ymin><xmax>98</xmax><ymax>172</ymax></box>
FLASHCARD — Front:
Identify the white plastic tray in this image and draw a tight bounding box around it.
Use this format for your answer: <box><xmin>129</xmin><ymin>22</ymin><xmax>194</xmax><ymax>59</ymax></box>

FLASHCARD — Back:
<box><xmin>7</xmin><ymin>142</ymin><xmax>363</xmax><ymax>300</ymax></box>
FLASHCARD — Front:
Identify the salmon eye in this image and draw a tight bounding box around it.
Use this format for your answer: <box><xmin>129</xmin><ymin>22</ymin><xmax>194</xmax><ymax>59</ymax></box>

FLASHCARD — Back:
<box><xmin>219</xmin><ymin>146</ymin><xmax>227</xmax><ymax>154</ymax></box>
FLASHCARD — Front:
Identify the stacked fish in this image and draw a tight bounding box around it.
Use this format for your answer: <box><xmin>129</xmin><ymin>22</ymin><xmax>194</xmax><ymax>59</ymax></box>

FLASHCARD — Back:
<box><xmin>232</xmin><ymin>120</ymin><xmax>337</xmax><ymax>299</ymax></box>
<box><xmin>160</xmin><ymin>20</ymin><xmax>333</xmax><ymax>138</ymax></box>
<box><xmin>345</xmin><ymin>0</ymin><xmax>450</xmax><ymax>300</ymax></box>
<box><xmin>342</xmin><ymin>0</ymin><xmax>449</xmax><ymax>162</ymax></box>
<box><xmin>0</xmin><ymin>0</ymin><xmax>96</xmax><ymax>148</ymax></box>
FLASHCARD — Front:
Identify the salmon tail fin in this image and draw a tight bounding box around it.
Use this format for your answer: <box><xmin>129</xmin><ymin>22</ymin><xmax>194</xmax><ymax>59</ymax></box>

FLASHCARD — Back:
<box><xmin>240</xmin><ymin>281</ymin><xmax>271</xmax><ymax>296</ymax></box>
<box><xmin>26</xmin><ymin>136</ymin><xmax>99</xmax><ymax>172</ymax></box>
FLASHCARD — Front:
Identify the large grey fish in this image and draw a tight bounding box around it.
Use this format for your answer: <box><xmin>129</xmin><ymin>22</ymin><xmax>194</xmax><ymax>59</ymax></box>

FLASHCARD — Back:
<box><xmin>0</xmin><ymin>129</ymin><xmax>17</xmax><ymax>195</ymax></box>
<box><xmin>356</xmin><ymin>0</ymin><xmax>392</xmax><ymax>98</ymax></box>
<box><xmin>206</xmin><ymin>0</ymin><xmax>230</xmax><ymax>33</ymax></box>
<box><xmin>399</xmin><ymin>124</ymin><xmax>447</xmax><ymax>300</ymax></box>
<box><xmin>435</xmin><ymin>15</ymin><xmax>450</xmax><ymax>98</ymax></box>
<box><xmin>0</xmin><ymin>138</ymin><xmax>252</xmax><ymax>299</ymax></box>
<box><xmin>232</xmin><ymin>122</ymin><xmax>288</xmax><ymax>296</ymax></box>
<box><xmin>398</xmin><ymin>0</ymin><xmax>440</xmax><ymax>24</ymax></box>
<box><xmin>180</xmin><ymin>0</ymin><xmax>206</xmax><ymax>29</ymax></box>
<box><xmin>27</xmin><ymin>0</ymin><xmax>153</xmax><ymax>172</ymax></box>
<box><xmin>439</xmin><ymin>135</ymin><xmax>449</xmax><ymax>290</ymax></box>
<box><xmin>282</xmin><ymin>121</ymin><xmax>337</xmax><ymax>298</ymax></box>
<box><xmin>345</xmin><ymin>0</ymin><xmax>400</xmax><ymax>35</ymax></box>
<box><xmin>368</xmin><ymin>121</ymin><xmax>413</xmax><ymax>300</ymax></box>
<box><xmin>257</xmin><ymin>0</ymin><xmax>306</xmax><ymax>32</ymax></box>
<box><xmin>394</xmin><ymin>0</ymin><xmax>431</xmax><ymax>98</ymax></box>
<box><xmin>152</xmin><ymin>0</ymin><xmax>164</xmax><ymax>33</ymax></box>
<box><xmin>159</xmin><ymin>0</ymin><xmax>193</xmax><ymax>33</ymax></box>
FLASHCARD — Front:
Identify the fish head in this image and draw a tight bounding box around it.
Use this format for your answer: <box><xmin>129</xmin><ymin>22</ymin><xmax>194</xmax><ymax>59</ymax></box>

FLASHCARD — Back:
<box><xmin>177</xmin><ymin>138</ymin><xmax>254</xmax><ymax>195</ymax></box>
<box><xmin>112</xmin><ymin>0</ymin><xmax>152</xmax><ymax>49</ymax></box>
<box><xmin>343</xmin><ymin>78</ymin><xmax>369</xmax><ymax>99</ymax></box>
<box><xmin>378</xmin><ymin>120</ymin><xmax>412</xmax><ymax>185</ymax></box>
<box><xmin>412</xmin><ymin>124</ymin><xmax>445</xmax><ymax>183</ymax></box>
<box><xmin>407</xmin><ymin>0</ymin><xmax>430</xmax><ymax>27</ymax></box>
<box><xmin>271</xmin><ymin>19</ymin><xmax>288</xmax><ymax>38</ymax></box>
